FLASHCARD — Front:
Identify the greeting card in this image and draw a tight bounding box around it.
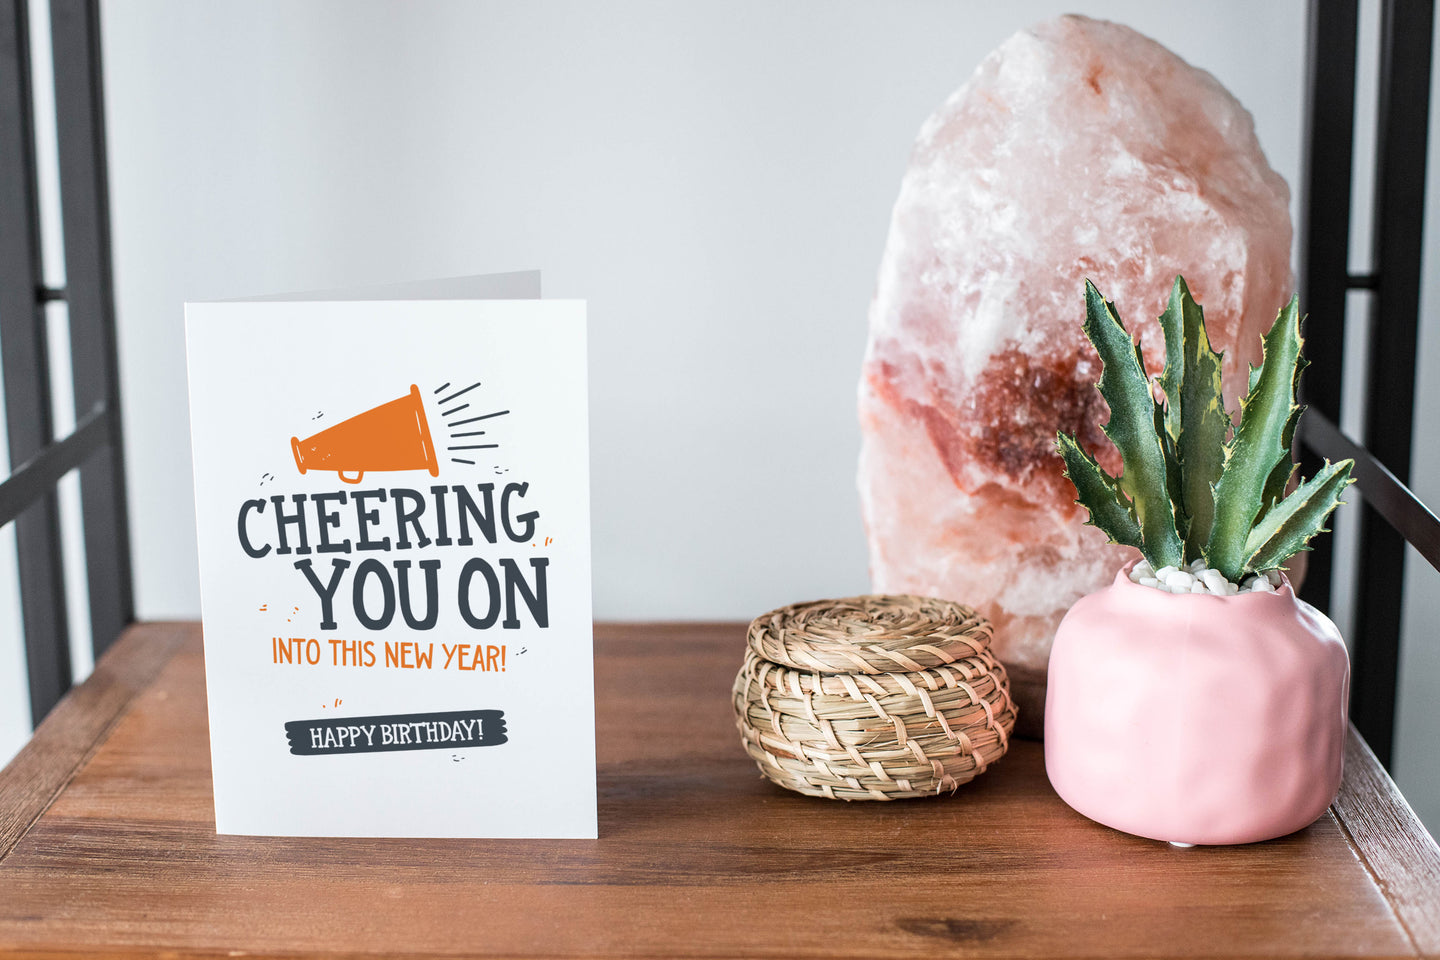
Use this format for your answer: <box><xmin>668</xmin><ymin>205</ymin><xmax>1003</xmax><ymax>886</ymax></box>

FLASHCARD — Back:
<box><xmin>185</xmin><ymin>272</ymin><xmax>595</xmax><ymax>837</ymax></box>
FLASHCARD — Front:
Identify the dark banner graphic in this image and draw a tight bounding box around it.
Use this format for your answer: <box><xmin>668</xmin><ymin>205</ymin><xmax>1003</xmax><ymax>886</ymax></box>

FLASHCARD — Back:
<box><xmin>285</xmin><ymin>709</ymin><xmax>507</xmax><ymax>756</ymax></box>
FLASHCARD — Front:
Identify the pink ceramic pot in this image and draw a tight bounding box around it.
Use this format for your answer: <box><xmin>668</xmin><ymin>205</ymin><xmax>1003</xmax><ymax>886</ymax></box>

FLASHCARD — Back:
<box><xmin>1044</xmin><ymin>562</ymin><xmax>1349</xmax><ymax>845</ymax></box>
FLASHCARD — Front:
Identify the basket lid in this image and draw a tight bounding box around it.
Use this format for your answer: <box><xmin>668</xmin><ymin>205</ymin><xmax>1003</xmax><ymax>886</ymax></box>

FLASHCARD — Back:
<box><xmin>746</xmin><ymin>595</ymin><xmax>993</xmax><ymax>674</ymax></box>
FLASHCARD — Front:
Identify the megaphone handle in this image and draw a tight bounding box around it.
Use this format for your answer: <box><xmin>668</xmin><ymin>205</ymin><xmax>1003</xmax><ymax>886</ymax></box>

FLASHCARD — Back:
<box><xmin>339</xmin><ymin>470</ymin><xmax>364</xmax><ymax>484</ymax></box>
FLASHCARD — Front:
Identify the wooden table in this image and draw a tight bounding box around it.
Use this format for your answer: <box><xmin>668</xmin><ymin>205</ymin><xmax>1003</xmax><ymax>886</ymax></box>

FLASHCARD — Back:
<box><xmin>1</xmin><ymin>622</ymin><xmax>1438</xmax><ymax>959</ymax></box>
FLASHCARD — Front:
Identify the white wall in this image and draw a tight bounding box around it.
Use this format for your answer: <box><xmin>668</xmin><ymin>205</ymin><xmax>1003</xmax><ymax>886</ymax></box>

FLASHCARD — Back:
<box><xmin>1397</xmin><ymin>3</ymin><xmax>1440</xmax><ymax>839</ymax></box>
<box><xmin>97</xmin><ymin>0</ymin><xmax>1308</xmax><ymax>616</ymax></box>
<box><xmin>3</xmin><ymin>0</ymin><xmax>1438</xmax><ymax>832</ymax></box>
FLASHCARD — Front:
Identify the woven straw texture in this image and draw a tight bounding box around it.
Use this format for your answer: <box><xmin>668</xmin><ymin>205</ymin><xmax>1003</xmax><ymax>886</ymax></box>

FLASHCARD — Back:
<box><xmin>734</xmin><ymin>595</ymin><xmax>1016</xmax><ymax>801</ymax></box>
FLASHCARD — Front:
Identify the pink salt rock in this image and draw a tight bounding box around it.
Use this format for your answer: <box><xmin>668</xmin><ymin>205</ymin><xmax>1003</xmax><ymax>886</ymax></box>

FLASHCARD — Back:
<box><xmin>857</xmin><ymin>14</ymin><xmax>1293</xmax><ymax>728</ymax></box>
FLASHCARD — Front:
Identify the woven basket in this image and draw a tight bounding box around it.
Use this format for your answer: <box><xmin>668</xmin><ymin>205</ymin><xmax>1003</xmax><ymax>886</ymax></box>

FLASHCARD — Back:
<box><xmin>733</xmin><ymin>595</ymin><xmax>1016</xmax><ymax>800</ymax></box>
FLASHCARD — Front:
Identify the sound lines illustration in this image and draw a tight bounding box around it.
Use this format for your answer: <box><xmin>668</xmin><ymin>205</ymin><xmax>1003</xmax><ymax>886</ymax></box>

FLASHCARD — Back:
<box><xmin>451</xmin><ymin>409</ymin><xmax>509</xmax><ymax>427</ymax></box>
<box><xmin>437</xmin><ymin>382</ymin><xmax>482</xmax><ymax>406</ymax></box>
<box><xmin>436</xmin><ymin>381</ymin><xmax>506</xmax><ymax>467</ymax></box>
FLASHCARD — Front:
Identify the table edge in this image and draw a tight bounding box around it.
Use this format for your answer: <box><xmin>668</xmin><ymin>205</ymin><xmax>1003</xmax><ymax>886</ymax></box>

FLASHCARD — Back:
<box><xmin>0</xmin><ymin>621</ymin><xmax>190</xmax><ymax>861</ymax></box>
<box><xmin>1333</xmin><ymin>726</ymin><xmax>1440</xmax><ymax>957</ymax></box>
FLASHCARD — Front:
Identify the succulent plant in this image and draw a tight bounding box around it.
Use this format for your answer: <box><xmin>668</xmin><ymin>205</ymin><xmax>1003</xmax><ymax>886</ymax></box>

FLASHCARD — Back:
<box><xmin>1056</xmin><ymin>276</ymin><xmax>1354</xmax><ymax>584</ymax></box>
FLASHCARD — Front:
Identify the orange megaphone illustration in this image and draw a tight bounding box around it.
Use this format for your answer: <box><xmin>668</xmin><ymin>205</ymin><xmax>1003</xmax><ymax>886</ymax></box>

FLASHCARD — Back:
<box><xmin>291</xmin><ymin>384</ymin><xmax>438</xmax><ymax>484</ymax></box>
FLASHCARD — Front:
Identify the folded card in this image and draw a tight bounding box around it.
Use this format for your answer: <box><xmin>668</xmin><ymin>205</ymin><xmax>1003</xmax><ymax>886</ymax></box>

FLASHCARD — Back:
<box><xmin>185</xmin><ymin>272</ymin><xmax>596</xmax><ymax>837</ymax></box>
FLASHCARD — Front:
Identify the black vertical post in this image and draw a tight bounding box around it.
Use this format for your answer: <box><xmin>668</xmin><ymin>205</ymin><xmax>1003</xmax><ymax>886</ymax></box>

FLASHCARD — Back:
<box><xmin>1297</xmin><ymin>0</ymin><xmax>1359</xmax><ymax>617</ymax></box>
<box><xmin>0</xmin><ymin>0</ymin><xmax>71</xmax><ymax>724</ymax></box>
<box><xmin>1350</xmin><ymin>0</ymin><xmax>1433</xmax><ymax>766</ymax></box>
<box><xmin>49</xmin><ymin>0</ymin><xmax>132</xmax><ymax>657</ymax></box>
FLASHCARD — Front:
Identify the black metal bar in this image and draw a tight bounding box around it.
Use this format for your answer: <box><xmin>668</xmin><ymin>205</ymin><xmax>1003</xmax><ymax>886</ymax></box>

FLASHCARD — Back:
<box><xmin>38</xmin><ymin>285</ymin><xmax>63</xmax><ymax>301</ymax></box>
<box><xmin>49</xmin><ymin>0</ymin><xmax>132</xmax><ymax>657</ymax></box>
<box><xmin>1346</xmin><ymin>273</ymin><xmax>1379</xmax><ymax>289</ymax></box>
<box><xmin>1302</xmin><ymin>410</ymin><xmax>1440</xmax><ymax>571</ymax></box>
<box><xmin>0</xmin><ymin>0</ymin><xmax>71</xmax><ymax>725</ymax></box>
<box><xmin>1297</xmin><ymin>0</ymin><xmax>1360</xmax><ymax>616</ymax></box>
<box><xmin>1350</xmin><ymin>0</ymin><xmax>1434</xmax><ymax>767</ymax></box>
<box><xmin>0</xmin><ymin>404</ymin><xmax>108</xmax><ymax>528</ymax></box>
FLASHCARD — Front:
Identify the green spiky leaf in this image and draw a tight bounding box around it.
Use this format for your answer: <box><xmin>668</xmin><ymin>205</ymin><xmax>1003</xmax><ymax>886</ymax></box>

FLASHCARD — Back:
<box><xmin>1057</xmin><ymin>432</ymin><xmax>1142</xmax><ymax>548</ymax></box>
<box><xmin>1081</xmin><ymin>280</ymin><xmax>1184</xmax><ymax>569</ymax></box>
<box><xmin>1158</xmin><ymin>408</ymin><xmax>1187</xmax><ymax>542</ymax></box>
<box><xmin>1206</xmin><ymin>295</ymin><xmax>1304</xmax><ymax>581</ymax></box>
<box><xmin>1058</xmin><ymin>277</ymin><xmax>1353</xmax><ymax>592</ymax></box>
<box><xmin>1241</xmin><ymin>459</ymin><xmax>1355</xmax><ymax>573</ymax></box>
<box><xmin>1156</xmin><ymin>276</ymin><xmax>1230</xmax><ymax>560</ymax></box>
<box><xmin>1257</xmin><ymin>397</ymin><xmax>1305</xmax><ymax>521</ymax></box>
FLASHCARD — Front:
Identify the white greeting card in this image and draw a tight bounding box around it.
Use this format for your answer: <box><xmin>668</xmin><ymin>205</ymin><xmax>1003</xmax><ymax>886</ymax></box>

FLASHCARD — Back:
<box><xmin>184</xmin><ymin>273</ymin><xmax>595</xmax><ymax>837</ymax></box>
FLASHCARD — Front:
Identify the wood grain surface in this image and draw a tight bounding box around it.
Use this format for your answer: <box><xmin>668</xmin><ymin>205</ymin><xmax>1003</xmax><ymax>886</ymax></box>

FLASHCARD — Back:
<box><xmin>0</xmin><ymin>623</ymin><xmax>188</xmax><ymax>860</ymax></box>
<box><xmin>1333</xmin><ymin>729</ymin><xmax>1440</xmax><ymax>956</ymax></box>
<box><xmin>0</xmin><ymin>621</ymin><xmax>1434</xmax><ymax>959</ymax></box>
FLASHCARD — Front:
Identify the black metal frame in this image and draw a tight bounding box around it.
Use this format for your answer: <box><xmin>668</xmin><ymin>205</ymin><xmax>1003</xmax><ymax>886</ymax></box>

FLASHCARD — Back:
<box><xmin>1299</xmin><ymin>0</ymin><xmax>1440</xmax><ymax>766</ymax></box>
<box><xmin>0</xmin><ymin>0</ymin><xmax>131</xmax><ymax>726</ymax></box>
